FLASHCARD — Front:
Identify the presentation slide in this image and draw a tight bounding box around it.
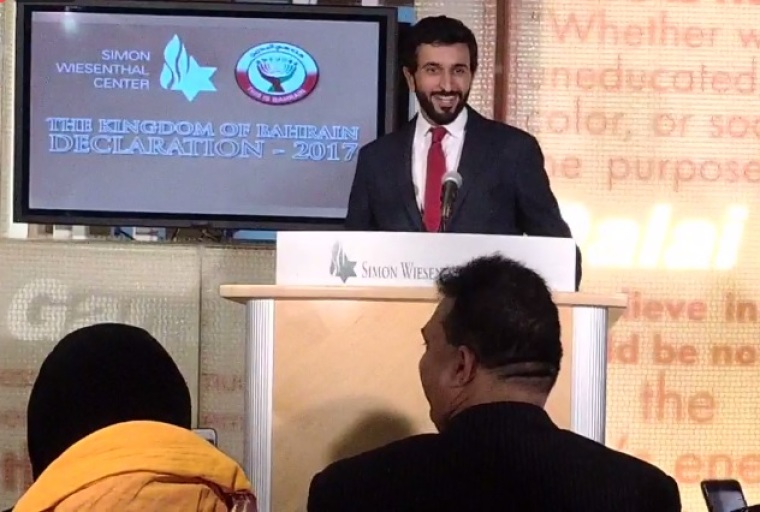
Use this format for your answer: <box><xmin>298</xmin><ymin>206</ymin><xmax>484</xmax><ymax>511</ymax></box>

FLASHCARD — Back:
<box><xmin>28</xmin><ymin>11</ymin><xmax>381</xmax><ymax>219</ymax></box>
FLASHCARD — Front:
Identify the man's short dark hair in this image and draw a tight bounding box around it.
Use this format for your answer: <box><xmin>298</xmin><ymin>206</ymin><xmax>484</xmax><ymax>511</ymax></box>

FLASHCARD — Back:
<box><xmin>402</xmin><ymin>16</ymin><xmax>478</xmax><ymax>73</ymax></box>
<box><xmin>436</xmin><ymin>255</ymin><xmax>562</xmax><ymax>391</ymax></box>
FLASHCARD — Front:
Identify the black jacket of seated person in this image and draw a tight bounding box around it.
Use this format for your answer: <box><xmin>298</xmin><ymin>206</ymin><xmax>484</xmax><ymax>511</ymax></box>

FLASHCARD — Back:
<box><xmin>307</xmin><ymin>402</ymin><xmax>681</xmax><ymax>512</ymax></box>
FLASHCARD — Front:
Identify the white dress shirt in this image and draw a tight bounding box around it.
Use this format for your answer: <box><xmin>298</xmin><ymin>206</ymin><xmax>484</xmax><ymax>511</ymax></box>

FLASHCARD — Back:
<box><xmin>412</xmin><ymin>108</ymin><xmax>468</xmax><ymax>210</ymax></box>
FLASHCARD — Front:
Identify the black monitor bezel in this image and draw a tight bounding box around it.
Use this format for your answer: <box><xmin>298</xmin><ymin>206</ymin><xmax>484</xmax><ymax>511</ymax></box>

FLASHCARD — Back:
<box><xmin>14</xmin><ymin>0</ymin><xmax>398</xmax><ymax>230</ymax></box>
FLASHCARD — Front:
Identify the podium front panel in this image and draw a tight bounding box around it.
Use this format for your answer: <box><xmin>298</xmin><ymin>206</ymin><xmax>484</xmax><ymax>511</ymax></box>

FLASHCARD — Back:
<box><xmin>253</xmin><ymin>298</ymin><xmax>574</xmax><ymax>511</ymax></box>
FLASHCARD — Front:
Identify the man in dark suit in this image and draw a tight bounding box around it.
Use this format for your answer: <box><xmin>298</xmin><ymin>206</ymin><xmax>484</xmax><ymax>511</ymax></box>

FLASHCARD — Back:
<box><xmin>346</xmin><ymin>16</ymin><xmax>581</xmax><ymax>287</ymax></box>
<box><xmin>308</xmin><ymin>255</ymin><xmax>681</xmax><ymax>512</ymax></box>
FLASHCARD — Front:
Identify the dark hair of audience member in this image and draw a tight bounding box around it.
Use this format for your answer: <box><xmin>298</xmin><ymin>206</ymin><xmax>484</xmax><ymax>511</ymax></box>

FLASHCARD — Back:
<box><xmin>435</xmin><ymin>254</ymin><xmax>562</xmax><ymax>393</ymax></box>
<box><xmin>26</xmin><ymin>323</ymin><xmax>192</xmax><ymax>479</ymax></box>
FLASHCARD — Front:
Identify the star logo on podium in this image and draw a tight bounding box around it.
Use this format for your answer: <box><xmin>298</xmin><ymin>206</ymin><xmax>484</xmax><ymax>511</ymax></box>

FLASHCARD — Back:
<box><xmin>329</xmin><ymin>242</ymin><xmax>357</xmax><ymax>283</ymax></box>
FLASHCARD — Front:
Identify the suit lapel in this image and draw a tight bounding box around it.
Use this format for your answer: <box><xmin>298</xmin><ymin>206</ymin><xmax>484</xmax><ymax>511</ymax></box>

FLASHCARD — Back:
<box><xmin>449</xmin><ymin>107</ymin><xmax>491</xmax><ymax>227</ymax></box>
<box><xmin>397</xmin><ymin>119</ymin><xmax>423</xmax><ymax>231</ymax></box>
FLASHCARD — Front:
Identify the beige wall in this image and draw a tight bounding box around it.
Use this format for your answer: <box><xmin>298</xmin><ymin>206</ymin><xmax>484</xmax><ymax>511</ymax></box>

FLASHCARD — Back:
<box><xmin>0</xmin><ymin>240</ymin><xmax>276</xmax><ymax>508</ymax></box>
<box><xmin>504</xmin><ymin>0</ymin><xmax>760</xmax><ymax>510</ymax></box>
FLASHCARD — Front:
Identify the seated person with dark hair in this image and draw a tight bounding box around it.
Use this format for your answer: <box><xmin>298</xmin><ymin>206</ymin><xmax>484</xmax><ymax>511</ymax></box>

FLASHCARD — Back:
<box><xmin>9</xmin><ymin>323</ymin><xmax>256</xmax><ymax>512</ymax></box>
<box><xmin>307</xmin><ymin>255</ymin><xmax>681</xmax><ymax>512</ymax></box>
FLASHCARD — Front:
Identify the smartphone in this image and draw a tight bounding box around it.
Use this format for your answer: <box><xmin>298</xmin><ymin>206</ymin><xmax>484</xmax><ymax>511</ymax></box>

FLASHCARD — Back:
<box><xmin>701</xmin><ymin>479</ymin><xmax>747</xmax><ymax>512</ymax></box>
<box><xmin>193</xmin><ymin>428</ymin><xmax>218</xmax><ymax>447</ymax></box>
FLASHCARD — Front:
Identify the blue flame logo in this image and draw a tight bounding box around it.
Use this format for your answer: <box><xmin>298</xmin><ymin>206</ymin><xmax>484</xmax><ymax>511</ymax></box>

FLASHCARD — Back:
<box><xmin>160</xmin><ymin>35</ymin><xmax>217</xmax><ymax>102</ymax></box>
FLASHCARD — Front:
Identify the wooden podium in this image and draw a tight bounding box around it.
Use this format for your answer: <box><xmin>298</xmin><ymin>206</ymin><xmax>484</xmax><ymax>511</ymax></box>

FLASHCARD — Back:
<box><xmin>220</xmin><ymin>284</ymin><xmax>626</xmax><ymax>512</ymax></box>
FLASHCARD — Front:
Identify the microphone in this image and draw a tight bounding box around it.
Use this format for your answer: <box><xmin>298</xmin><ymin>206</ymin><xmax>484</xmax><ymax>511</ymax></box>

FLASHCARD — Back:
<box><xmin>439</xmin><ymin>171</ymin><xmax>463</xmax><ymax>233</ymax></box>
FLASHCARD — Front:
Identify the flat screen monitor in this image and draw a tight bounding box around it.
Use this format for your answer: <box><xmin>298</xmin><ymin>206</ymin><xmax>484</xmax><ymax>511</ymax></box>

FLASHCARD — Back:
<box><xmin>14</xmin><ymin>0</ymin><xmax>398</xmax><ymax>229</ymax></box>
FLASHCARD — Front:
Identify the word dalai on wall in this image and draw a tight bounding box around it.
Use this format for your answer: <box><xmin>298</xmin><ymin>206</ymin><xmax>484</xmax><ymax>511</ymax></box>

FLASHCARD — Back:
<box><xmin>560</xmin><ymin>202</ymin><xmax>748</xmax><ymax>270</ymax></box>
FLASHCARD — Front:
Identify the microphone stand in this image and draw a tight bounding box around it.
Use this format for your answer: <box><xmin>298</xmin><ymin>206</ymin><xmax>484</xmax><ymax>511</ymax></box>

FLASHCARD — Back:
<box><xmin>439</xmin><ymin>206</ymin><xmax>451</xmax><ymax>232</ymax></box>
<box><xmin>438</xmin><ymin>172</ymin><xmax>463</xmax><ymax>233</ymax></box>
<box><xmin>439</xmin><ymin>189</ymin><xmax>458</xmax><ymax>233</ymax></box>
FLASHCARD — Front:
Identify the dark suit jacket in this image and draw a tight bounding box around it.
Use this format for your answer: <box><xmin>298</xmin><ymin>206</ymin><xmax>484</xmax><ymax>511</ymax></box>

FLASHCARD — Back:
<box><xmin>346</xmin><ymin>107</ymin><xmax>582</xmax><ymax>288</ymax></box>
<box><xmin>308</xmin><ymin>402</ymin><xmax>681</xmax><ymax>512</ymax></box>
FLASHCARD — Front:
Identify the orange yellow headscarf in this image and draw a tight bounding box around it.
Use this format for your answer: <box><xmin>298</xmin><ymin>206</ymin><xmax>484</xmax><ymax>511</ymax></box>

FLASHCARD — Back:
<box><xmin>15</xmin><ymin>420</ymin><xmax>254</xmax><ymax>512</ymax></box>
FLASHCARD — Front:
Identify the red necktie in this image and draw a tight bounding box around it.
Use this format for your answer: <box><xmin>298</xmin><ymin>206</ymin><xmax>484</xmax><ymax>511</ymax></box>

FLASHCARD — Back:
<box><xmin>423</xmin><ymin>126</ymin><xmax>448</xmax><ymax>232</ymax></box>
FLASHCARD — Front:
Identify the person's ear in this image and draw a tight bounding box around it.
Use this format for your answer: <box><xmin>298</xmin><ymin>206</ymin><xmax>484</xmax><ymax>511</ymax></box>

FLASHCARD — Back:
<box><xmin>402</xmin><ymin>67</ymin><xmax>416</xmax><ymax>92</ymax></box>
<box><xmin>449</xmin><ymin>345</ymin><xmax>477</xmax><ymax>388</ymax></box>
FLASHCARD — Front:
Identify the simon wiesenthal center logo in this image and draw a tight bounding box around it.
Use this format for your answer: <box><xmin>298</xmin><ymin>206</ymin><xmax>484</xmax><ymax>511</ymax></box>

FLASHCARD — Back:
<box><xmin>329</xmin><ymin>242</ymin><xmax>357</xmax><ymax>283</ymax></box>
<box><xmin>160</xmin><ymin>35</ymin><xmax>217</xmax><ymax>102</ymax></box>
<box><xmin>235</xmin><ymin>42</ymin><xmax>319</xmax><ymax>105</ymax></box>
<box><xmin>328</xmin><ymin>241</ymin><xmax>446</xmax><ymax>284</ymax></box>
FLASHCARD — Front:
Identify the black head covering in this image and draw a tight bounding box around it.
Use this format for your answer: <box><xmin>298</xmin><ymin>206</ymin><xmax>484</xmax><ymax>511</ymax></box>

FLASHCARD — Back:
<box><xmin>26</xmin><ymin>323</ymin><xmax>192</xmax><ymax>479</ymax></box>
